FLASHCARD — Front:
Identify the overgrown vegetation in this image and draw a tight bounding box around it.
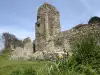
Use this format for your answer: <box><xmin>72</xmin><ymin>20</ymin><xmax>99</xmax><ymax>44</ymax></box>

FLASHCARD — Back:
<box><xmin>71</xmin><ymin>33</ymin><xmax>100</xmax><ymax>74</ymax></box>
<box><xmin>1</xmin><ymin>27</ymin><xmax>100</xmax><ymax>75</ymax></box>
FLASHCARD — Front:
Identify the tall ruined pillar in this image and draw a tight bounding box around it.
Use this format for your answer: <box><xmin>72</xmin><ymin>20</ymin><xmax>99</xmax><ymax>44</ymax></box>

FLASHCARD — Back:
<box><xmin>35</xmin><ymin>3</ymin><xmax>61</xmax><ymax>52</ymax></box>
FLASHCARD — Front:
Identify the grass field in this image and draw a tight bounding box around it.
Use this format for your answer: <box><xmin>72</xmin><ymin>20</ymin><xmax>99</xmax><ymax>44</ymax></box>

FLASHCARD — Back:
<box><xmin>0</xmin><ymin>49</ymin><xmax>53</xmax><ymax>75</ymax></box>
<box><xmin>0</xmin><ymin>60</ymin><xmax>52</xmax><ymax>75</ymax></box>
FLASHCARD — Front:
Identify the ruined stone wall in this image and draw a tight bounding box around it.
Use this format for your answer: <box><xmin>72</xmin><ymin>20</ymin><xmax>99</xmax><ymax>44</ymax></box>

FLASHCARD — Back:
<box><xmin>9</xmin><ymin>3</ymin><xmax>100</xmax><ymax>60</ymax></box>
<box><xmin>34</xmin><ymin>3</ymin><xmax>73</xmax><ymax>58</ymax></box>
<box><xmin>9</xmin><ymin>37</ymin><xmax>33</xmax><ymax>60</ymax></box>
<box><xmin>37</xmin><ymin>3</ymin><xmax>60</xmax><ymax>36</ymax></box>
<box><xmin>35</xmin><ymin>3</ymin><xmax>61</xmax><ymax>52</ymax></box>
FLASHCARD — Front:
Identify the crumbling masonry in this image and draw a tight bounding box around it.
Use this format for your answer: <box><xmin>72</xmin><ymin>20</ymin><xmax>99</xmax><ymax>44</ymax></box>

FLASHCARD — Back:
<box><xmin>34</xmin><ymin>3</ymin><xmax>71</xmax><ymax>53</ymax></box>
<box><xmin>10</xmin><ymin>3</ymin><xmax>71</xmax><ymax>60</ymax></box>
<box><xmin>10</xmin><ymin>3</ymin><xmax>100</xmax><ymax>60</ymax></box>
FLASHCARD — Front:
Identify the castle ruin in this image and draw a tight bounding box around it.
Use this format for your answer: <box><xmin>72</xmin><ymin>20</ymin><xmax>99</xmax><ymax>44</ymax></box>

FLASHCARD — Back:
<box><xmin>9</xmin><ymin>3</ymin><xmax>71</xmax><ymax>60</ymax></box>
<box><xmin>9</xmin><ymin>3</ymin><xmax>100</xmax><ymax>60</ymax></box>
<box><xmin>35</xmin><ymin>3</ymin><xmax>66</xmax><ymax>52</ymax></box>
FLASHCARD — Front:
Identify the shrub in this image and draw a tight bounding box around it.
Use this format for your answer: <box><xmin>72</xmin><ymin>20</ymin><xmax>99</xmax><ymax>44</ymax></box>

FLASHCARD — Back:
<box><xmin>71</xmin><ymin>31</ymin><xmax>100</xmax><ymax>74</ymax></box>
<box><xmin>88</xmin><ymin>16</ymin><xmax>100</xmax><ymax>24</ymax></box>
<box><xmin>50</xmin><ymin>30</ymin><xmax>100</xmax><ymax>75</ymax></box>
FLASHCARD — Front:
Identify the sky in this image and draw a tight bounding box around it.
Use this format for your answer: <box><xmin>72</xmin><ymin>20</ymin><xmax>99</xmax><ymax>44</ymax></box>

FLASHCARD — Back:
<box><xmin>0</xmin><ymin>0</ymin><xmax>100</xmax><ymax>40</ymax></box>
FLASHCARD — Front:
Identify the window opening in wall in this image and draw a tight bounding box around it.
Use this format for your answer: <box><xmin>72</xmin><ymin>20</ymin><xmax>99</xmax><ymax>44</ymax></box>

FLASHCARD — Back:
<box><xmin>36</xmin><ymin>22</ymin><xmax>40</xmax><ymax>28</ymax></box>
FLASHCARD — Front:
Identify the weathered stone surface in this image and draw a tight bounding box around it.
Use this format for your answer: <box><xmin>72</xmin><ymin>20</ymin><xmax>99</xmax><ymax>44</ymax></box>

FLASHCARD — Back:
<box><xmin>8</xmin><ymin>3</ymin><xmax>100</xmax><ymax>60</ymax></box>
<box><xmin>34</xmin><ymin>3</ymin><xmax>100</xmax><ymax>60</ymax></box>
<box><xmin>29</xmin><ymin>51</ymin><xmax>67</xmax><ymax>61</ymax></box>
<box><xmin>35</xmin><ymin>3</ymin><xmax>61</xmax><ymax>52</ymax></box>
<box><xmin>35</xmin><ymin>3</ymin><xmax>76</xmax><ymax>55</ymax></box>
<box><xmin>9</xmin><ymin>37</ymin><xmax>33</xmax><ymax>60</ymax></box>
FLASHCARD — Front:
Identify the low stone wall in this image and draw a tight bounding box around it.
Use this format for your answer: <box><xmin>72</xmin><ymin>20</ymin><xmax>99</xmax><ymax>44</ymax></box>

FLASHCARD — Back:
<box><xmin>28</xmin><ymin>51</ymin><xmax>68</xmax><ymax>61</ymax></box>
<box><xmin>9</xmin><ymin>38</ymin><xmax>33</xmax><ymax>60</ymax></box>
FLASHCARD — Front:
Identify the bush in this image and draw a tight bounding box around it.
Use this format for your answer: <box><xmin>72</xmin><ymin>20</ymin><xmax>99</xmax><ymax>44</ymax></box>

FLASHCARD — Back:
<box><xmin>49</xmin><ymin>31</ymin><xmax>100</xmax><ymax>75</ymax></box>
<box><xmin>71</xmin><ymin>32</ymin><xmax>100</xmax><ymax>74</ymax></box>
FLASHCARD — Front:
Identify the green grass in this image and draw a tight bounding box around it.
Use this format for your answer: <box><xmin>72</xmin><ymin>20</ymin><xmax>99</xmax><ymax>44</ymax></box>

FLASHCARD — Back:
<box><xmin>0</xmin><ymin>60</ymin><xmax>52</xmax><ymax>75</ymax></box>
<box><xmin>0</xmin><ymin>49</ymin><xmax>53</xmax><ymax>75</ymax></box>
<box><xmin>0</xmin><ymin>49</ymin><xmax>10</xmax><ymax>60</ymax></box>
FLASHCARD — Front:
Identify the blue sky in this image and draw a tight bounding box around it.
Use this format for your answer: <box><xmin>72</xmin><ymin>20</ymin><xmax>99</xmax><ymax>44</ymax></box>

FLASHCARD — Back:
<box><xmin>0</xmin><ymin>0</ymin><xmax>100</xmax><ymax>40</ymax></box>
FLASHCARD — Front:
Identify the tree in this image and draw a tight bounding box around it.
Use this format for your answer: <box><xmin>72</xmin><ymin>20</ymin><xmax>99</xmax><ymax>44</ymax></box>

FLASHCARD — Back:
<box><xmin>2</xmin><ymin>32</ymin><xmax>23</xmax><ymax>49</ymax></box>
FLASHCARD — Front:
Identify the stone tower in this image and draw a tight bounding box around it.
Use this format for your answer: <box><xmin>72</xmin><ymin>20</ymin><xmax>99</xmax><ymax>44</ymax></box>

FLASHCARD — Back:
<box><xmin>35</xmin><ymin>3</ymin><xmax>61</xmax><ymax>52</ymax></box>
